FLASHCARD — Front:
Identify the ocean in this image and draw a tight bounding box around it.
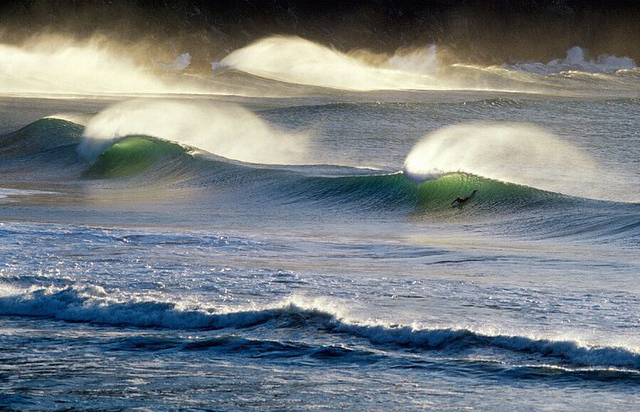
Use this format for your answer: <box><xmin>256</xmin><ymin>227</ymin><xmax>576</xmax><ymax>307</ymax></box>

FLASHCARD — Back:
<box><xmin>1</xmin><ymin>36</ymin><xmax>639</xmax><ymax>410</ymax></box>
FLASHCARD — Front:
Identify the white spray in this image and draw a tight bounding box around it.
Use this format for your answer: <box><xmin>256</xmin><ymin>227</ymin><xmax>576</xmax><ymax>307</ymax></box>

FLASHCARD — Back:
<box><xmin>79</xmin><ymin>99</ymin><xmax>311</xmax><ymax>165</ymax></box>
<box><xmin>0</xmin><ymin>37</ymin><xmax>217</xmax><ymax>95</ymax></box>
<box><xmin>403</xmin><ymin>122</ymin><xmax>609</xmax><ymax>200</ymax></box>
<box><xmin>218</xmin><ymin>36</ymin><xmax>444</xmax><ymax>91</ymax></box>
<box><xmin>0</xmin><ymin>38</ymin><xmax>168</xmax><ymax>95</ymax></box>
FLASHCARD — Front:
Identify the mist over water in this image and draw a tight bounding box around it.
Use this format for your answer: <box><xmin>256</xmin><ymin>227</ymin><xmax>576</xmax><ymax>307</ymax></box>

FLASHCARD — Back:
<box><xmin>0</xmin><ymin>38</ymin><xmax>169</xmax><ymax>95</ymax></box>
<box><xmin>1</xmin><ymin>34</ymin><xmax>639</xmax><ymax>97</ymax></box>
<box><xmin>1</xmin><ymin>4</ymin><xmax>640</xmax><ymax>411</ymax></box>
<box><xmin>403</xmin><ymin>122</ymin><xmax>605</xmax><ymax>200</ymax></box>
<box><xmin>0</xmin><ymin>37</ymin><xmax>230</xmax><ymax>96</ymax></box>
<box><xmin>78</xmin><ymin>99</ymin><xmax>311</xmax><ymax>165</ymax></box>
<box><xmin>217</xmin><ymin>36</ymin><xmax>445</xmax><ymax>91</ymax></box>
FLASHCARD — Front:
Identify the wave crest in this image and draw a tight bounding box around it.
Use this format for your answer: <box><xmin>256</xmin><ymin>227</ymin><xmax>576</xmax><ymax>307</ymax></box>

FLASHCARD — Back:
<box><xmin>78</xmin><ymin>99</ymin><xmax>311</xmax><ymax>165</ymax></box>
<box><xmin>402</xmin><ymin>122</ymin><xmax>609</xmax><ymax>200</ymax></box>
<box><xmin>217</xmin><ymin>36</ymin><xmax>443</xmax><ymax>91</ymax></box>
<box><xmin>1</xmin><ymin>284</ymin><xmax>639</xmax><ymax>371</ymax></box>
<box><xmin>505</xmin><ymin>46</ymin><xmax>637</xmax><ymax>75</ymax></box>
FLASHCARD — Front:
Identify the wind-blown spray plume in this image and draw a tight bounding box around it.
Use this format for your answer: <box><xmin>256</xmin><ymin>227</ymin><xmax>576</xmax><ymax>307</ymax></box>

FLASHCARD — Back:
<box><xmin>0</xmin><ymin>38</ymin><xmax>170</xmax><ymax>95</ymax></box>
<box><xmin>217</xmin><ymin>36</ymin><xmax>444</xmax><ymax>91</ymax></box>
<box><xmin>403</xmin><ymin>122</ymin><xmax>606</xmax><ymax>199</ymax></box>
<box><xmin>155</xmin><ymin>53</ymin><xmax>192</xmax><ymax>71</ymax></box>
<box><xmin>78</xmin><ymin>99</ymin><xmax>310</xmax><ymax>165</ymax></box>
<box><xmin>0</xmin><ymin>37</ymin><xmax>219</xmax><ymax>95</ymax></box>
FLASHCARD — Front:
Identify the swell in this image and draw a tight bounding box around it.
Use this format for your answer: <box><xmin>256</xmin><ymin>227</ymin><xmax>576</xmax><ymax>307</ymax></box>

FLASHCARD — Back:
<box><xmin>0</xmin><ymin>118</ymin><xmax>83</xmax><ymax>159</ymax></box>
<box><xmin>2</xmin><ymin>117</ymin><xmax>639</xmax><ymax>243</ymax></box>
<box><xmin>81</xmin><ymin>140</ymin><xmax>581</xmax><ymax>219</ymax></box>
<box><xmin>2</xmin><ymin>284</ymin><xmax>639</xmax><ymax>373</ymax></box>
<box><xmin>108</xmin><ymin>335</ymin><xmax>382</xmax><ymax>365</ymax></box>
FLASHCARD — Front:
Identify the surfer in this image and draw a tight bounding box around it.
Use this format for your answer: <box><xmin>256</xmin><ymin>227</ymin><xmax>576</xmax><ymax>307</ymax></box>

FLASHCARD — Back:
<box><xmin>452</xmin><ymin>190</ymin><xmax>477</xmax><ymax>206</ymax></box>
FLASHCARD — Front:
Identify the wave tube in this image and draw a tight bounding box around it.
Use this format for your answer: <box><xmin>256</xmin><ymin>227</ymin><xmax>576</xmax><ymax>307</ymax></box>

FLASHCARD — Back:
<box><xmin>78</xmin><ymin>99</ymin><xmax>310</xmax><ymax>165</ymax></box>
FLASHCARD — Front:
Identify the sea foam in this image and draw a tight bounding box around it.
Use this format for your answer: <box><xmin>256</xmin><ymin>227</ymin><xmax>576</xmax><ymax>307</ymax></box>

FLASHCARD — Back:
<box><xmin>1</xmin><ymin>284</ymin><xmax>638</xmax><ymax>371</ymax></box>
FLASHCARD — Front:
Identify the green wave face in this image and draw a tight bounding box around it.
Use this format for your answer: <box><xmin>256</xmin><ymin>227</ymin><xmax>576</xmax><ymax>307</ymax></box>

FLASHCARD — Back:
<box><xmin>273</xmin><ymin>171</ymin><xmax>569</xmax><ymax>219</ymax></box>
<box><xmin>413</xmin><ymin>173</ymin><xmax>564</xmax><ymax>215</ymax></box>
<box><xmin>85</xmin><ymin>136</ymin><xmax>189</xmax><ymax>179</ymax></box>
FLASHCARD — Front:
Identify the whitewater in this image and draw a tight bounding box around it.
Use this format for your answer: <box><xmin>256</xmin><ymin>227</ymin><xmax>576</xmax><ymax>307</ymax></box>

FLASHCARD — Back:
<box><xmin>1</xmin><ymin>36</ymin><xmax>640</xmax><ymax>411</ymax></box>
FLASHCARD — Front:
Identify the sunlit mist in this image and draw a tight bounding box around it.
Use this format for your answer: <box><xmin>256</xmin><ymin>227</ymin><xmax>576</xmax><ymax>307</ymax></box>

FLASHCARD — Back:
<box><xmin>403</xmin><ymin>122</ymin><xmax>610</xmax><ymax>200</ymax></box>
<box><xmin>78</xmin><ymin>99</ymin><xmax>311</xmax><ymax>165</ymax></box>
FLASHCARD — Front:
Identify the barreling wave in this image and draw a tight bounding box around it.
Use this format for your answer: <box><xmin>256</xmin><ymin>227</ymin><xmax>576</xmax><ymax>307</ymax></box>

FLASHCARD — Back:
<box><xmin>78</xmin><ymin>99</ymin><xmax>311</xmax><ymax>165</ymax></box>
<box><xmin>1</xmin><ymin>284</ymin><xmax>639</xmax><ymax>372</ymax></box>
<box><xmin>80</xmin><ymin>143</ymin><xmax>568</xmax><ymax>218</ymax></box>
<box><xmin>0</xmin><ymin>118</ymin><xmax>636</xmax><ymax>214</ymax></box>
<box><xmin>404</xmin><ymin>122</ymin><xmax>616</xmax><ymax>201</ymax></box>
<box><xmin>2</xmin><ymin>115</ymin><xmax>639</xmax><ymax>244</ymax></box>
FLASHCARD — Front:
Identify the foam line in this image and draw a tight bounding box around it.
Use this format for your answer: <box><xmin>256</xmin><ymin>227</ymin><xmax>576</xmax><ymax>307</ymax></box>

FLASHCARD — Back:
<box><xmin>1</xmin><ymin>285</ymin><xmax>638</xmax><ymax>370</ymax></box>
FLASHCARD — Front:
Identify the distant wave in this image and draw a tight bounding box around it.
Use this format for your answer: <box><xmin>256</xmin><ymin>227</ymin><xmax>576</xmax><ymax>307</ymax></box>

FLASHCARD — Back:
<box><xmin>213</xmin><ymin>37</ymin><xmax>640</xmax><ymax>95</ymax></box>
<box><xmin>0</xmin><ymin>39</ymin><xmax>169</xmax><ymax>95</ymax></box>
<box><xmin>503</xmin><ymin>46</ymin><xmax>637</xmax><ymax>75</ymax></box>
<box><xmin>2</xmin><ymin>115</ymin><xmax>639</xmax><ymax>244</ymax></box>
<box><xmin>1</xmin><ymin>284</ymin><xmax>639</xmax><ymax>371</ymax></box>
<box><xmin>2</xmin><ymin>36</ymin><xmax>638</xmax><ymax>97</ymax></box>
<box><xmin>216</xmin><ymin>36</ymin><xmax>444</xmax><ymax>91</ymax></box>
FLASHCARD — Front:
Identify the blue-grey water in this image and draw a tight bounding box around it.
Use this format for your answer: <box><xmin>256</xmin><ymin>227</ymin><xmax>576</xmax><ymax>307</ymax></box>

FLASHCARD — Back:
<box><xmin>1</xmin><ymin>40</ymin><xmax>640</xmax><ymax>411</ymax></box>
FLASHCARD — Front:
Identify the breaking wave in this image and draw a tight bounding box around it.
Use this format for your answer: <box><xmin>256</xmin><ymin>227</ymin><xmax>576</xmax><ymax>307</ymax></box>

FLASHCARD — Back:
<box><xmin>403</xmin><ymin>122</ymin><xmax>608</xmax><ymax>200</ymax></box>
<box><xmin>1</xmin><ymin>35</ymin><xmax>638</xmax><ymax>97</ymax></box>
<box><xmin>216</xmin><ymin>36</ymin><xmax>444</xmax><ymax>91</ymax></box>
<box><xmin>77</xmin><ymin>99</ymin><xmax>311</xmax><ymax>165</ymax></box>
<box><xmin>504</xmin><ymin>46</ymin><xmax>637</xmax><ymax>75</ymax></box>
<box><xmin>2</xmin><ymin>115</ymin><xmax>638</xmax><ymax>243</ymax></box>
<box><xmin>1</xmin><ymin>284</ymin><xmax>639</xmax><ymax>372</ymax></box>
<box><xmin>214</xmin><ymin>37</ymin><xmax>640</xmax><ymax>95</ymax></box>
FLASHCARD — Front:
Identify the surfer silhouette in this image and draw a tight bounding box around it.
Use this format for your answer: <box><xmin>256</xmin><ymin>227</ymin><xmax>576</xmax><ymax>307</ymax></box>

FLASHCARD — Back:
<box><xmin>452</xmin><ymin>190</ymin><xmax>478</xmax><ymax>206</ymax></box>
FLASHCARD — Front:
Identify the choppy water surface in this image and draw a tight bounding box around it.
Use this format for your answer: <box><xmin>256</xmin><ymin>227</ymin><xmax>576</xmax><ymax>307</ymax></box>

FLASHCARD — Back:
<box><xmin>1</xmin><ymin>38</ymin><xmax>639</xmax><ymax>411</ymax></box>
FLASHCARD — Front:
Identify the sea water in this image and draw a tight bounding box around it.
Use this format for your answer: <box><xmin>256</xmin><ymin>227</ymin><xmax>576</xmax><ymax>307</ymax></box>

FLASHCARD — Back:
<box><xmin>1</xmin><ymin>39</ymin><xmax>639</xmax><ymax>411</ymax></box>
